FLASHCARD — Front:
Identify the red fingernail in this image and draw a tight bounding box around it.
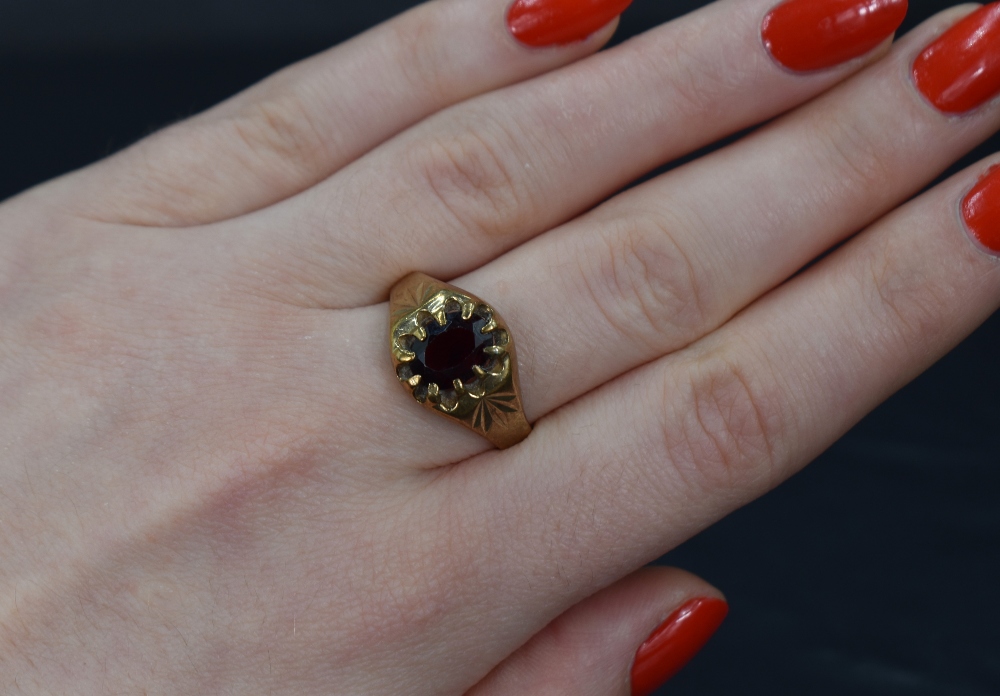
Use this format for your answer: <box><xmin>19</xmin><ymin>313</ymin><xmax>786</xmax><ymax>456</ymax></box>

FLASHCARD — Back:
<box><xmin>962</xmin><ymin>165</ymin><xmax>1000</xmax><ymax>254</ymax></box>
<box><xmin>630</xmin><ymin>597</ymin><xmax>728</xmax><ymax>696</ymax></box>
<box><xmin>507</xmin><ymin>0</ymin><xmax>633</xmax><ymax>48</ymax></box>
<box><xmin>913</xmin><ymin>4</ymin><xmax>1000</xmax><ymax>114</ymax></box>
<box><xmin>762</xmin><ymin>0</ymin><xmax>908</xmax><ymax>72</ymax></box>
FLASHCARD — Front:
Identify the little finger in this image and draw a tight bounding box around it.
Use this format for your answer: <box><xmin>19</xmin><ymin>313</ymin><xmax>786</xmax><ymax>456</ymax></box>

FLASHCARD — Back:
<box><xmin>467</xmin><ymin>568</ymin><xmax>727</xmax><ymax>696</ymax></box>
<box><xmin>465</xmin><ymin>155</ymin><xmax>1000</xmax><ymax>619</ymax></box>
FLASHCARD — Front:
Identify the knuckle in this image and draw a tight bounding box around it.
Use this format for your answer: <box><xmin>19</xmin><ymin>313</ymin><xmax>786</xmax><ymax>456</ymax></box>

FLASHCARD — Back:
<box><xmin>389</xmin><ymin>7</ymin><xmax>452</xmax><ymax>105</ymax></box>
<box><xmin>627</xmin><ymin>21</ymin><xmax>745</xmax><ymax>125</ymax></box>
<box><xmin>228</xmin><ymin>91</ymin><xmax>330</xmax><ymax>176</ymax></box>
<box><xmin>864</xmin><ymin>232</ymin><xmax>954</xmax><ymax>343</ymax></box>
<box><xmin>661</xmin><ymin>347</ymin><xmax>782</xmax><ymax>493</ymax></box>
<box><xmin>408</xmin><ymin>115</ymin><xmax>526</xmax><ymax>237</ymax></box>
<box><xmin>813</xmin><ymin>114</ymin><xmax>893</xmax><ymax>199</ymax></box>
<box><xmin>582</xmin><ymin>212</ymin><xmax>709</xmax><ymax>351</ymax></box>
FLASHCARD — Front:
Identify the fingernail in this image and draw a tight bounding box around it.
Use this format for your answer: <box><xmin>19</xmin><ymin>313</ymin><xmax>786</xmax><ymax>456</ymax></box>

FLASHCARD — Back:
<box><xmin>962</xmin><ymin>164</ymin><xmax>1000</xmax><ymax>254</ymax></box>
<box><xmin>507</xmin><ymin>0</ymin><xmax>633</xmax><ymax>48</ymax></box>
<box><xmin>913</xmin><ymin>3</ymin><xmax>1000</xmax><ymax>114</ymax></box>
<box><xmin>630</xmin><ymin>597</ymin><xmax>729</xmax><ymax>696</ymax></box>
<box><xmin>762</xmin><ymin>0</ymin><xmax>908</xmax><ymax>72</ymax></box>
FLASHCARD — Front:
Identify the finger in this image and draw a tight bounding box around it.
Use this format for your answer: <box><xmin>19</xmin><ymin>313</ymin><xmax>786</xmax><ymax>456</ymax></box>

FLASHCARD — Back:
<box><xmin>455</xmin><ymin>3</ymin><xmax>987</xmax><ymax>419</ymax></box>
<box><xmin>460</xmin><ymin>153</ymin><xmax>1000</xmax><ymax>649</ymax></box>
<box><xmin>307</xmin><ymin>4</ymin><xmax>986</xmax><ymax>468</ymax></box>
<box><xmin>46</xmin><ymin>0</ymin><xmax>624</xmax><ymax>227</ymax></box>
<box><xmin>235</xmin><ymin>0</ymin><xmax>905</xmax><ymax>308</ymax></box>
<box><xmin>467</xmin><ymin>568</ymin><xmax>727</xmax><ymax>696</ymax></box>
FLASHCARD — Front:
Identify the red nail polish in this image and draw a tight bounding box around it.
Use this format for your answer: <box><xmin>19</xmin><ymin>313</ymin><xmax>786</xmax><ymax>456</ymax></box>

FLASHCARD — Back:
<box><xmin>962</xmin><ymin>165</ymin><xmax>1000</xmax><ymax>254</ymax></box>
<box><xmin>630</xmin><ymin>597</ymin><xmax>728</xmax><ymax>696</ymax></box>
<box><xmin>913</xmin><ymin>3</ymin><xmax>1000</xmax><ymax>114</ymax></box>
<box><xmin>507</xmin><ymin>0</ymin><xmax>633</xmax><ymax>48</ymax></box>
<box><xmin>762</xmin><ymin>0</ymin><xmax>908</xmax><ymax>72</ymax></box>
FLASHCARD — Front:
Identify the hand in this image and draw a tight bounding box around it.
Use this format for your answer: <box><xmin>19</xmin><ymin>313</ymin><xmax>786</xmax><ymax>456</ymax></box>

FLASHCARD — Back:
<box><xmin>2</xmin><ymin>0</ymin><xmax>998</xmax><ymax>693</ymax></box>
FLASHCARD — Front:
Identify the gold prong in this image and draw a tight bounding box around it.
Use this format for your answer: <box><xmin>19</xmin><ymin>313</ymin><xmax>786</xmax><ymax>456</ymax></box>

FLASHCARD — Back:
<box><xmin>408</xmin><ymin>375</ymin><xmax>422</xmax><ymax>388</ymax></box>
<box><xmin>453</xmin><ymin>379</ymin><xmax>465</xmax><ymax>394</ymax></box>
<box><xmin>481</xmin><ymin>318</ymin><xmax>498</xmax><ymax>333</ymax></box>
<box><xmin>427</xmin><ymin>383</ymin><xmax>440</xmax><ymax>400</ymax></box>
<box><xmin>488</xmin><ymin>355</ymin><xmax>511</xmax><ymax>381</ymax></box>
<box><xmin>472</xmin><ymin>365</ymin><xmax>486</xmax><ymax>377</ymax></box>
<box><xmin>412</xmin><ymin>326</ymin><xmax>428</xmax><ymax>342</ymax></box>
<box><xmin>439</xmin><ymin>400</ymin><xmax>460</xmax><ymax>414</ymax></box>
<box><xmin>397</xmin><ymin>349</ymin><xmax>416</xmax><ymax>363</ymax></box>
<box><xmin>433</xmin><ymin>309</ymin><xmax>447</xmax><ymax>326</ymax></box>
<box><xmin>461</xmin><ymin>300</ymin><xmax>475</xmax><ymax>320</ymax></box>
<box><xmin>484</xmin><ymin>345</ymin><xmax>506</xmax><ymax>355</ymax></box>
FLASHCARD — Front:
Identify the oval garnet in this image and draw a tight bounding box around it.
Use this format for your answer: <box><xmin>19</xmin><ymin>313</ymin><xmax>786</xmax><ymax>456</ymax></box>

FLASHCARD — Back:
<box><xmin>410</xmin><ymin>308</ymin><xmax>495</xmax><ymax>387</ymax></box>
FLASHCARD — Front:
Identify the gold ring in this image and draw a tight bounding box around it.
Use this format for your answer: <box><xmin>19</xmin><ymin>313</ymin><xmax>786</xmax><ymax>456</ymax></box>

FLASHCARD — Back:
<box><xmin>389</xmin><ymin>272</ymin><xmax>531</xmax><ymax>449</ymax></box>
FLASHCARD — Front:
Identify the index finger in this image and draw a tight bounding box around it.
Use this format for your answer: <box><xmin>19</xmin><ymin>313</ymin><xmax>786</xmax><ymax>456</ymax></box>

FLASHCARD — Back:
<box><xmin>44</xmin><ymin>0</ymin><xmax>625</xmax><ymax>227</ymax></box>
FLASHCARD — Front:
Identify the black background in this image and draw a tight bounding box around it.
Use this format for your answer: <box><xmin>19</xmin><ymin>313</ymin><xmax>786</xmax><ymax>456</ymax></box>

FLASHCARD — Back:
<box><xmin>2</xmin><ymin>0</ymin><xmax>998</xmax><ymax>693</ymax></box>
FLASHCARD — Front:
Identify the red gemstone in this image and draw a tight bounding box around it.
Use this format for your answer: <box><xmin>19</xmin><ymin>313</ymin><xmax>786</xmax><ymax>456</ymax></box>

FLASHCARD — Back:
<box><xmin>424</xmin><ymin>323</ymin><xmax>476</xmax><ymax>373</ymax></box>
<box><xmin>410</xmin><ymin>308</ymin><xmax>496</xmax><ymax>388</ymax></box>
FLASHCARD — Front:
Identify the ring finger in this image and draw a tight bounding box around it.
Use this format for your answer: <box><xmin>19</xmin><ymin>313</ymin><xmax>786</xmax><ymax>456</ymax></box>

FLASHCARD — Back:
<box><xmin>312</xmin><ymin>2</ymin><xmax>999</xmax><ymax>467</ymax></box>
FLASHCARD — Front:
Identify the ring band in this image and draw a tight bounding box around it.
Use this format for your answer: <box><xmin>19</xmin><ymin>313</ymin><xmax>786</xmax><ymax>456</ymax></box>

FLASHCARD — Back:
<box><xmin>389</xmin><ymin>272</ymin><xmax>531</xmax><ymax>449</ymax></box>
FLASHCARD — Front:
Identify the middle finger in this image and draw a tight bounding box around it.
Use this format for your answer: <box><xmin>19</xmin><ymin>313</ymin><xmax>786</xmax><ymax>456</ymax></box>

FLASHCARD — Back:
<box><xmin>227</xmin><ymin>0</ymin><xmax>905</xmax><ymax>308</ymax></box>
<box><xmin>323</xmin><ymin>2</ymin><xmax>998</xmax><ymax>467</ymax></box>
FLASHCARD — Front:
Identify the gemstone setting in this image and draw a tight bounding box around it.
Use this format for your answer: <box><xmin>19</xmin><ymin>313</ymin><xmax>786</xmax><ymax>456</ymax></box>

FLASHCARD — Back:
<box><xmin>394</xmin><ymin>296</ymin><xmax>509</xmax><ymax>411</ymax></box>
<box><xmin>389</xmin><ymin>274</ymin><xmax>530</xmax><ymax>448</ymax></box>
<box><xmin>410</xmin><ymin>307</ymin><xmax>497</xmax><ymax>387</ymax></box>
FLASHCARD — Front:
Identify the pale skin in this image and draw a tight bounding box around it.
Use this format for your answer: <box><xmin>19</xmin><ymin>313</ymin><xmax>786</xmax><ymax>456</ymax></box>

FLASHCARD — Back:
<box><xmin>1</xmin><ymin>0</ymin><xmax>997</xmax><ymax>693</ymax></box>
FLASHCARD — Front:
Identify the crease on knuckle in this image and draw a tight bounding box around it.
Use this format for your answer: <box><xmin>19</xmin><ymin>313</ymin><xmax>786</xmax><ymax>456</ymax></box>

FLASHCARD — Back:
<box><xmin>388</xmin><ymin>8</ymin><xmax>453</xmax><ymax>106</ymax></box>
<box><xmin>864</xmin><ymin>232</ymin><xmax>953</xmax><ymax>346</ymax></box>
<box><xmin>632</xmin><ymin>20</ymin><xmax>745</xmax><ymax>125</ymax></box>
<box><xmin>582</xmin><ymin>212</ymin><xmax>708</xmax><ymax>351</ymax></box>
<box><xmin>228</xmin><ymin>91</ymin><xmax>331</xmax><ymax>179</ymax></box>
<box><xmin>814</xmin><ymin>114</ymin><xmax>893</xmax><ymax>201</ymax></box>
<box><xmin>410</xmin><ymin>116</ymin><xmax>525</xmax><ymax>239</ymax></box>
<box><xmin>661</xmin><ymin>347</ymin><xmax>780</xmax><ymax>494</ymax></box>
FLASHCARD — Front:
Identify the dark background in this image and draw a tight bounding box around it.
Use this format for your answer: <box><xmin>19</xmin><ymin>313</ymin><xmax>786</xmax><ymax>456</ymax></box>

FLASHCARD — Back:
<box><xmin>2</xmin><ymin>0</ymin><xmax>998</xmax><ymax>693</ymax></box>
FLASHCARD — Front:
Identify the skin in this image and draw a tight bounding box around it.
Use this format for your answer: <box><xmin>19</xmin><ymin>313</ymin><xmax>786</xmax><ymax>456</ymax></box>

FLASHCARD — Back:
<box><xmin>0</xmin><ymin>0</ymin><xmax>997</xmax><ymax>693</ymax></box>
